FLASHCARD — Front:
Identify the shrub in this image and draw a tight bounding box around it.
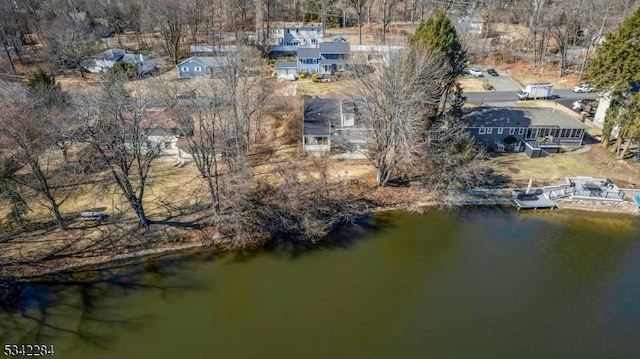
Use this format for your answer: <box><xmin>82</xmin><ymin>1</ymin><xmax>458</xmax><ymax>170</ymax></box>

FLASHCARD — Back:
<box><xmin>482</xmin><ymin>82</ymin><xmax>494</xmax><ymax>91</ymax></box>
<box><xmin>311</xmin><ymin>73</ymin><xmax>319</xmax><ymax>82</ymax></box>
<box><xmin>503</xmin><ymin>135</ymin><xmax>518</xmax><ymax>145</ymax></box>
<box><xmin>299</xmin><ymin>71</ymin><xmax>307</xmax><ymax>79</ymax></box>
<box><xmin>109</xmin><ymin>61</ymin><xmax>137</xmax><ymax>79</ymax></box>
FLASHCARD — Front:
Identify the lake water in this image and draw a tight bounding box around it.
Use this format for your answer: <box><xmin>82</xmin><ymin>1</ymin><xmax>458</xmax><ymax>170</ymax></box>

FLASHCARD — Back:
<box><xmin>2</xmin><ymin>208</ymin><xmax>640</xmax><ymax>358</ymax></box>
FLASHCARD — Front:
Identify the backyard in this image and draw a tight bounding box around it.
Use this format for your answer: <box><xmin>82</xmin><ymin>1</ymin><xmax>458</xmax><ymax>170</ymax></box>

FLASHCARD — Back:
<box><xmin>486</xmin><ymin>144</ymin><xmax>640</xmax><ymax>188</ymax></box>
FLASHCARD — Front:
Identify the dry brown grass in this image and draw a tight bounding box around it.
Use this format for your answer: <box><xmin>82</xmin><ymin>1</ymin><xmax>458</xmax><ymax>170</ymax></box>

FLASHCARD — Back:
<box><xmin>459</xmin><ymin>77</ymin><xmax>491</xmax><ymax>92</ymax></box>
<box><xmin>486</xmin><ymin>146</ymin><xmax>640</xmax><ymax>188</ymax></box>
<box><xmin>499</xmin><ymin>59</ymin><xmax>583</xmax><ymax>90</ymax></box>
<box><xmin>296</xmin><ymin>77</ymin><xmax>358</xmax><ymax>97</ymax></box>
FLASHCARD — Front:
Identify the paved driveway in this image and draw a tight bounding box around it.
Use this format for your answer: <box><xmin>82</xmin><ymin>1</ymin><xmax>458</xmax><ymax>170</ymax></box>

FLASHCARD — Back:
<box><xmin>483</xmin><ymin>69</ymin><xmax>522</xmax><ymax>92</ymax></box>
<box><xmin>465</xmin><ymin>68</ymin><xmax>522</xmax><ymax>92</ymax></box>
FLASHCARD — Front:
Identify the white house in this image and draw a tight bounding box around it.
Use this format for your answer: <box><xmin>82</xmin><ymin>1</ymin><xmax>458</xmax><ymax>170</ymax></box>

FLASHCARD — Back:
<box><xmin>268</xmin><ymin>23</ymin><xmax>324</xmax><ymax>52</ymax></box>
<box><xmin>83</xmin><ymin>48</ymin><xmax>155</xmax><ymax>75</ymax></box>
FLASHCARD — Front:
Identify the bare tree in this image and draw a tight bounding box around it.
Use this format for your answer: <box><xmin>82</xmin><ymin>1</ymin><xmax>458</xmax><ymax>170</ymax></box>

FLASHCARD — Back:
<box><xmin>176</xmin><ymin>100</ymin><xmax>224</xmax><ymax>217</ymax></box>
<box><xmin>151</xmin><ymin>0</ymin><xmax>185</xmax><ymax>64</ymax></box>
<box><xmin>184</xmin><ymin>0</ymin><xmax>206</xmax><ymax>46</ymax></box>
<box><xmin>78</xmin><ymin>76</ymin><xmax>173</xmax><ymax>228</ymax></box>
<box><xmin>43</xmin><ymin>15</ymin><xmax>96</xmax><ymax>76</ymax></box>
<box><xmin>346</xmin><ymin>0</ymin><xmax>368</xmax><ymax>44</ymax></box>
<box><xmin>216</xmin><ymin>47</ymin><xmax>269</xmax><ymax>163</ymax></box>
<box><xmin>0</xmin><ymin>89</ymin><xmax>73</xmax><ymax>229</ymax></box>
<box><xmin>352</xmin><ymin>49</ymin><xmax>448</xmax><ymax>186</ymax></box>
<box><xmin>379</xmin><ymin>0</ymin><xmax>398</xmax><ymax>44</ymax></box>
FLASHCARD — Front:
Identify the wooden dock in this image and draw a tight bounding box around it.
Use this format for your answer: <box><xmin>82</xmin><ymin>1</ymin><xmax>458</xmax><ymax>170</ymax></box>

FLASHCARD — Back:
<box><xmin>514</xmin><ymin>195</ymin><xmax>557</xmax><ymax>210</ymax></box>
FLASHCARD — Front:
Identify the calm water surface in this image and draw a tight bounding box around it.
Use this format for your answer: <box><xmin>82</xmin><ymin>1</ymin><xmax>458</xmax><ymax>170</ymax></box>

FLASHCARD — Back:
<box><xmin>2</xmin><ymin>208</ymin><xmax>640</xmax><ymax>358</ymax></box>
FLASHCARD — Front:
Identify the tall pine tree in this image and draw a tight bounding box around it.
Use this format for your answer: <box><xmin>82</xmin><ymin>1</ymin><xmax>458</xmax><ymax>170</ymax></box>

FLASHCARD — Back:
<box><xmin>588</xmin><ymin>8</ymin><xmax>640</xmax><ymax>155</ymax></box>
<box><xmin>409</xmin><ymin>9</ymin><xmax>467</xmax><ymax>124</ymax></box>
<box><xmin>410</xmin><ymin>9</ymin><xmax>466</xmax><ymax>80</ymax></box>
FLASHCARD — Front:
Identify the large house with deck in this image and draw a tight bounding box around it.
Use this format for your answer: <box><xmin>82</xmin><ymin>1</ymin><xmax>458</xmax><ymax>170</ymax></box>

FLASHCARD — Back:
<box><xmin>464</xmin><ymin>107</ymin><xmax>588</xmax><ymax>158</ymax></box>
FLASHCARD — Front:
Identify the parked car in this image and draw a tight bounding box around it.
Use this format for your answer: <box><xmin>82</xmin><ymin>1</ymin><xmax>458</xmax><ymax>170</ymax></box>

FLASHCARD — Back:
<box><xmin>573</xmin><ymin>83</ymin><xmax>595</xmax><ymax>93</ymax></box>
<box><xmin>572</xmin><ymin>99</ymin><xmax>597</xmax><ymax>113</ymax></box>
<box><xmin>487</xmin><ymin>68</ymin><xmax>499</xmax><ymax>76</ymax></box>
<box><xmin>469</xmin><ymin>68</ymin><xmax>483</xmax><ymax>77</ymax></box>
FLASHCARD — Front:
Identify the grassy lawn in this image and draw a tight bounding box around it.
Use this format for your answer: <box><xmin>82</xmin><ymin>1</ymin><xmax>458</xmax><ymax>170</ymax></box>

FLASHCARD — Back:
<box><xmin>296</xmin><ymin>77</ymin><xmax>358</xmax><ymax>97</ymax></box>
<box><xmin>486</xmin><ymin>145</ymin><xmax>640</xmax><ymax>188</ymax></box>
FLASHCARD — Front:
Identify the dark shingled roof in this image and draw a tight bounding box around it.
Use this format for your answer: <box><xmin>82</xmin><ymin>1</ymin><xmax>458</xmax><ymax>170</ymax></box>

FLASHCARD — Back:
<box><xmin>464</xmin><ymin>107</ymin><xmax>588</xmax><ymax>129</ymax></box>
<box><xmin>303</xmin><ymin>98</ymin><xmax>341</xmax><ymax>136</ymax></box>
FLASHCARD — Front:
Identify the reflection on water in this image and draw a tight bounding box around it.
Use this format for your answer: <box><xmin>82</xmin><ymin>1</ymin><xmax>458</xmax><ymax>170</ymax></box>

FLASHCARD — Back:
<box><xmin>1</xmin><ymin>209</ymin><xmax>640</xmax><ymax>359</ymax></box>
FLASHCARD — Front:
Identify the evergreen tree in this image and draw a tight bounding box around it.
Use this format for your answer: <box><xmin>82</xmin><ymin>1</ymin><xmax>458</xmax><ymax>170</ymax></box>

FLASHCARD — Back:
<box><xmin>24</xmin><ymin>69</ymin><xmax>69</xmax><ymax>110</ymax></box>
<box><xmin>588</xmin><ymin>8</ymin><xmax>640</xmax><ymax>154</ymax></box>
<box><xmin>409</xmin><ymin>9</ymin><xmax>466</xmax><ymax>80</ymax></box>
<box><xmin>409</xmin><ymin>9</ymin><xmax>467</xmax><ymax>126</ymax></box>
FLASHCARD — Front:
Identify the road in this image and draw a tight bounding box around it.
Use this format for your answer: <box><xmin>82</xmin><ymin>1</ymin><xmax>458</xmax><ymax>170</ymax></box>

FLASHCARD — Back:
<box><xmin>465</xmin><ymin>90</ymin><xmax>597</xmax><ymax>105</ymax></box>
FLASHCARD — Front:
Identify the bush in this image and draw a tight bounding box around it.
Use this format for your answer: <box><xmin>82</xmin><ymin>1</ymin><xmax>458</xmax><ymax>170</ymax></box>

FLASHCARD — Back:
<box><xmin>109</xmin><ymin>61</ymin><xmax>137</xmax><ymax>79</ymax></box>
<box><xmin>503</xmin><ymin>135</ymin><xmax>518</xmax><ymax>145</ymax></box>
<box><xmin>299</xmin><ymin>71</ymin><xmax>307</xmax><ymax>79</ymax></box>
<box><xmin>482</xmin><ymin>82</ymin><xmax>494</xmax><ymax>91</ymax></box>
<box><xmin>311</xmin><ymin>73</ymin><xmax>319</xmax><ymax>82</ymax></box>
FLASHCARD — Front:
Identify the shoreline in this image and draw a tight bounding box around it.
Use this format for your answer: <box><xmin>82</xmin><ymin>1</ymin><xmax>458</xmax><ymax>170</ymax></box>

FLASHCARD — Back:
<box><xmin>1</xmin><ymin>198</ymin><xmax>637</xmax><ymax>281</ymax></box>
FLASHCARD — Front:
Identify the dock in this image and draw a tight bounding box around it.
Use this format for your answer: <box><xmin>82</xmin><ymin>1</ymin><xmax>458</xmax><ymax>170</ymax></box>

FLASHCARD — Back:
<box><xmin>514</xmin><ymin>195</ymin><xmax>558</xmax><ymax>210</ymax></box>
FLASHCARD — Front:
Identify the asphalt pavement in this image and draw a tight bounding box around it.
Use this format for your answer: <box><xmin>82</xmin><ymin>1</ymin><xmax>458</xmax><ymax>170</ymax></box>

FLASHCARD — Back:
<box><xmin>466</xmin><ymin>90</ymin><xmax>597</xmax><ymax>107</ymax></box>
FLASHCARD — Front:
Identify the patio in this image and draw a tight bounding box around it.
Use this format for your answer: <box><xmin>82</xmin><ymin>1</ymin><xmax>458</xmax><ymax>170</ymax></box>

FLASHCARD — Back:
<box><xmin>546</xmin><ymin>176</ymin><xmax>626</xmax><ymax>202</ymax></box>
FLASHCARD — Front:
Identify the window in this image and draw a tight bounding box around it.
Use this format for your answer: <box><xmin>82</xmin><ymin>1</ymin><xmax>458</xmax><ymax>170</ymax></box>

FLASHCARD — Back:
<box><xmin>509</xmin><ymin>128</ymin><xmax>515</xmax><ymax>135</ymax></box>
<box><xmin>311</xmin><ymin>39</ymin><xmax>317</xmax><ymax>44</ymax></box>
<box><xmin>487</xmin><ymin>128</ymin><xmax>493</xmax><ymax>134</ymax></box>
<box><xmin>194</xmin><ymin>66</ymin><xmax>202</xmax><ymax>72</ymax></box>
<box><xmin>497</xmin><ymin>128</ymin><xmax>503</xmax><ymax>134</ymax></box>
<box><xmin>181</xmin><ymin>66</ymin><xmax>188</xmax><ymax>72</ymax></box>
<box><xmin>478</xmin><ymin>127</ymin><xmax>486</xmax><ymax>134</ymax></box>
<box><xmin>518</xmin><ymin>128</ymin><xmax>525</xmax><ymax>135</ymax></box>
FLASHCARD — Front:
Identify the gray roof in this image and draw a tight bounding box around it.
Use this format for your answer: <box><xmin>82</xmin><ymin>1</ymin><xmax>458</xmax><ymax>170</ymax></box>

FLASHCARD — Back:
<box><xmin>297</xmin><ymin>47</ymin><xmax>320</xmax><ymax>58</ymax></box>
<box><xmin>122</xmin><ymin>53</ymin><xmax>152</xmax><ymax>64</ymax></box>
<box><xmin>275</xmin><ymin>61</ymin><xmax>297</xmax><ymax>69</ymax></box>
<box><xmin>464</xmin><ymin>107</ymin><xmax>588</xmax><ymax>129</ymax></box>
<box><xmin>303</xmin><ymin>98</ymin><xmax>341</xmax><ymax>136</ymax></box>
<box><xmin>95</xmin><ymin>48</ymin><xmax>125</xmax><ymax>60</ymax></box>
<box><xmin>319</xmin><ymin>42</ymin><xmax>350</xmax><ymax>54</ymax></box>
<box><xmin>179</xmin><ymin>56</ymin><xmax>231</xmax><ymax>68</ymax></box>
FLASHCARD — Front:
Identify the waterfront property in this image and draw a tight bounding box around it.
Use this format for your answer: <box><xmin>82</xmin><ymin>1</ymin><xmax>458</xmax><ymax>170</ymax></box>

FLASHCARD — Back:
<box><xmin>302</xmin><ymin>98</ymin><xmax>370</xmax><ymax>156</ymax></box>
<box><xmin>464</xmin><ymin>107</ymin><xmax>588</xmax><ymax>157</ymax></box>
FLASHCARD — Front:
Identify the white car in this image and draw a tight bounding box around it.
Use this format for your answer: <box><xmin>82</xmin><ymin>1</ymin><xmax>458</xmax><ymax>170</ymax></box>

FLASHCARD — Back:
<box><xmin>573</xmin><ymin>83</ymin><xmax>595</xmax><ymax>93</ymax></box>
<box><xmin>572</xmin><ymin>100</ymin><xmax>583</xmax><ymax>111</ymax></box>
<box><xmin>469</xmin><ymin>68</ymin><xmax>483</xmax><ymax>77</ymax></box>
